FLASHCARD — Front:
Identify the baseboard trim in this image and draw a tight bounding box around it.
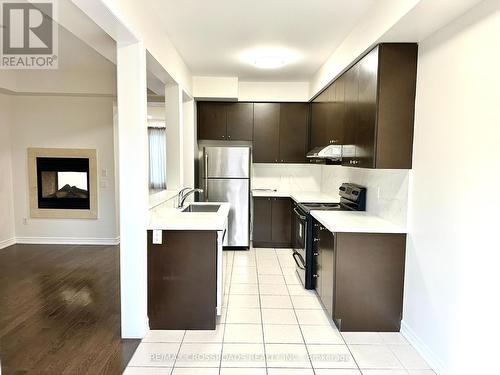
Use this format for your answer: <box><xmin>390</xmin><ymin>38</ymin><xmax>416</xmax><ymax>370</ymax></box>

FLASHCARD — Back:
<box><xmin>401</xmin><ymin>320</ymin><xmax>447</xmax><ymax>375</ymax></box>
<box><xmin>15</xmin><ymin>236</ymin><xmax>120</xmax><ymax>245</ymax></box>
<box><xmin>0</xmin><ymin>237</ymin><xmax>16</xmax><ymax>249</ymax></box>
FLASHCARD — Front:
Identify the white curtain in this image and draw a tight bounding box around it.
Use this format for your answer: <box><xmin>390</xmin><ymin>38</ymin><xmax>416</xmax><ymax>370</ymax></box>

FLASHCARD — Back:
<box><xmin>148</xmin><ymin>127</ymin><xmax>167</xmax><ymax>190</ymax></box>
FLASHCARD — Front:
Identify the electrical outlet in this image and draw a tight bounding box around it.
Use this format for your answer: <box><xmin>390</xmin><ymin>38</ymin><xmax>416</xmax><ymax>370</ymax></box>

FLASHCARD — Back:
<box><xmin>102</xmin><ymin>168</ymin><xmax>108</xmax><ymax>177</ymax></box>
<box><xmin>152</xmin><ymin>230</ymin><xmax>162</xmax><ymax>244</ymax></box>
<box><xmin>22</xmin><ymin>218</ymin><xmax>28</xmax><ymax>225</ymax></box>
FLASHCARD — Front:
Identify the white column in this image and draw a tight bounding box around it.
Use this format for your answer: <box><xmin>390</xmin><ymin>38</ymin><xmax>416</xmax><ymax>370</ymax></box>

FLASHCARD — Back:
<box><xmin>116</xmin><ymin>41</ymin><xmax>148</xmax><ymax>338</ymax></box>
<box><xmin>165</xmin><ymin>84</ymin><xmax>183</xmax><ymax>190</ymax></box>
<box><xmin>182</xmin><ymin>97</ymin><xmax>195</xmax><ymax>188</ymax></box>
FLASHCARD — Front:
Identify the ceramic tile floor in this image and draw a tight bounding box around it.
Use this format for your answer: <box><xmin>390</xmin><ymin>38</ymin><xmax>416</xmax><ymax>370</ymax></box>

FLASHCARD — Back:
<box><xmin>124</xmin><ymin>248</ymin><xmax>434</xmax><ymax>375</ymax></box>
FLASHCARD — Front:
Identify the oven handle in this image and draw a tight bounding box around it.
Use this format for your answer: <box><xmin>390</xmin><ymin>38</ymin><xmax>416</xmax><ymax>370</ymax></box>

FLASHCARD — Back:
<box><xmin>293</xmin><ymin>207</ymin><xmax>307</xmax><ymax>221</ymax></box>
<box><xmin>292</xmin><ymin>251</ymin><xmax>306</xmax><ymax>270</ymax></box>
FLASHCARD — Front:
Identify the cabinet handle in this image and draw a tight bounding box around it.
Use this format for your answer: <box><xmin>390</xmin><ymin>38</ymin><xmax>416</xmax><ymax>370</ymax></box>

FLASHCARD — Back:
<box><xmin>228</xmin><ymin>135</ymin><xmax>231</xmax><ymax>139</ymax></box>
<box><xmin>281</xmin><ymin>160</ymin><xmax>284</xmax><ymax>162</ymax></box>
<box><xmin>222</xmin><ymin>135</ymin><xmax>225</xmax><ymax>138</ymax></box>
<box><xmin>313</xmin><ymin>238</ymin><xmax>320</xmax><ymax>242</ymax></box>
<box><xmin>313</xmin><ymin>274</ymin><xmax>319</xmax><ymax>278</ymax></box>
<box><xmin>333</xmin><ymin>139</ymin><xmax>338</xmax><ymax>143</ymax></box>
<box><xmin>313</xmin><ymin>252</ymin><xmax>319</xmax><ymax>256</ymax></box>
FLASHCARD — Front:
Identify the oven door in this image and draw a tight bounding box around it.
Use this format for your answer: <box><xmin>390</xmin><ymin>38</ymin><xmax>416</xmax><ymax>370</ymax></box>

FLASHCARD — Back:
<box><xmin>292</xmin><ymin>205</ymin><xmax>307</xmax><ymax>286</ymax></box>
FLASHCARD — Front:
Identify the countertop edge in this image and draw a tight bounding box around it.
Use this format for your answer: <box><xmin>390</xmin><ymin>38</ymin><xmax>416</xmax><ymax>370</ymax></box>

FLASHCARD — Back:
<box><xmin>310</xmin><ymin>211</ymin><xmax>407</xmax><ymax>234</ymax></box>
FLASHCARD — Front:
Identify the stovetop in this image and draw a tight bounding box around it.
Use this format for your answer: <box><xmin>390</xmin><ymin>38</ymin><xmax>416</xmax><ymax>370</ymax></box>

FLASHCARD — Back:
<box><xmin>297</xmin><ymin>202</ymin><xmax>343</xmax><ymax>214</ymax></box>
<box><xmin>296</xmin><ymin>183</ymin><xmax>367</xmax><ymax>215</ymax></box>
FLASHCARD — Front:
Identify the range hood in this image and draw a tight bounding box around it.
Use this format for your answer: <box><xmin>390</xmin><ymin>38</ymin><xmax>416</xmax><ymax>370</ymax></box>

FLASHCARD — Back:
<box><xmin>306</xmin><ymin>145</ymin><xmax>342</xmax><ymax>164</ymax></box>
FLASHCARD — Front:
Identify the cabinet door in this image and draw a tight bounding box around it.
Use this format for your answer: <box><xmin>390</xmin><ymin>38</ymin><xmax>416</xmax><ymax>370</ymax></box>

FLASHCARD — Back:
<box><xmin>148</xmin><ymin>230</ymin><xmax>217</xmax><ymax>329</ymax></box>
<box><xmin>314</xmin><ymin>224</ymin><xmax>323</xmax><ymax>299</ymax></box>
<box><xmin>334</xmin><ymin>233</ymin><xmax>406</xmax><ymax>332</ymax></box>
<box><xmin>318</xmin><ymin>227</ymin><xmax>335</xmax><ymax>317</ymax></box>
<box><xmin>329</xmin><ymin>76</ymin><xmax>345</xmax><ymax>145</ymax></box>
<box><xmin>253</xmin><ymin>103</ymin><xmax>280</xmax><ymax>163</ymax></box>
<box><xmin>253</xmin><ymin>197</ymin><xmax>272</xmax><ymax>243</ymax></box>
<box><xmin>356</xmin><ymin>47</ymin><xmax>378</xmax><ymax>168</ymax></box>
<box><xmin>198</xmin><ymin>102</ymin><xmax>227</xmax><ymax>140</ymax></box>
<box><xmin>310</xmin><ymin>91</ymin><xmax>329</xmax><ymax>149</ymax></box>
<box><xmin>226</xmin><ymin>103</ymin><xmax>254</xmax><ymax>141</ymax></box>
<box><xmin>279</xmin><ymin>103</ymin><xmax>308</xmax><ymax>163</ymax></box>
<box><xmin>342</xmin><ymin>64</ymin><xmax>359</xmax><ymax>166</ymax></box>
<box><xmin>271</xmin><ymin>198</ymin><xmax>292</xmax><ymax>245</ymax></box>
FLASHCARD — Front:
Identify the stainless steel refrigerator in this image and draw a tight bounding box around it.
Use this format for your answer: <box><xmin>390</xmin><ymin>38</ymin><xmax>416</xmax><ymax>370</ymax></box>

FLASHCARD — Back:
<box><xmin>202</xmin><ymin>146</ymin><xmax>250</xmax><ymax>248</ymax></box>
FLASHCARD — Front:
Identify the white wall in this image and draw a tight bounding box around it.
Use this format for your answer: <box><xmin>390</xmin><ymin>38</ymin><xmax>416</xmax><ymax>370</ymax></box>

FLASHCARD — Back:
<box><xmin>321</xmin><ymin>166</ymin><xmax>409</xmax><ymax>226</ymax></box>
<box><xmin>165</xmin><ymin>84</ymin><xmax>183</xmax><ymax>190</ymax></box>
<box><xmin>252</xmin><ymin>164</ymin><xmax>322</xmax><ymax>192</ymax></box>
<box><xmin>99</xmin><ymin>0</ymin><xmax>192</xmax><ymax>94</ymax></box>
<box><xmin>310</xmin><ymin>0</ymin><xmax>420</xmax><ymax>97</ymax></box>
<box><xmin>116</xmin><ymin>41</ymin><xmax>149</xmax><ymax>338</ymax></box>
<box><xmin>0</xmin><ymin>93</ymin><xmax>15</xmax><ymax>248</ymax></box>
<box><xmin>403</xmin><ymin>1</ymin><xmax>500</xmax><ymax>374</ymax></box>
<box><xmin>0</xmin><ymin>26</ymin><xmax>116</xmax><ymax>96</ymax></box>
<box><xmin>193</xmin><ymin>76</ymin><xmax>239</xmax><ymax>100</ymax></box>
<box><xmin>182</xmin><ymin>97</ymin><xmax>195</xmax><ymax>188</ymax></box>
<box><xmin>239</xmin><ymin>81</ymin><xmax>309</xmax><ymax>102</ymax></box>
<box><xmin>10</xmin><ymin>95</ymin><xmax>118</xmax><ymax>243</ymax></box>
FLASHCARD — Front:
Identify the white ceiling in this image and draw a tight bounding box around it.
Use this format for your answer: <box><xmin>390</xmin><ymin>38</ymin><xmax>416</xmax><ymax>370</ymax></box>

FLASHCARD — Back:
<box><xmin>143</xmin><ymin>0</ymin><xmax>375</xmax><ymax>81</ymax></box>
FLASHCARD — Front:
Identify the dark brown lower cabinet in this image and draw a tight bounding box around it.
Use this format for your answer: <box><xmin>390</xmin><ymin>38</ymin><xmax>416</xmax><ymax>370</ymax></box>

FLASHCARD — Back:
<box><xmin>315</xmin><ymin>224</ymin><xmax>406</xmax><ymax>332</ymax></box>
<box><xmin>253</xmin><ymin>197</ymin><xmax>292</xmax><ymax>248</ymax></box>
<box><xmin>147</xmin><ymin>230</ymin><xmax>217</xmax><ymax>330</ymax></box>
<box><xmin>316</xmin><ymin>225</ymin><xmax>335</xmax><ymax>316</ymax></box>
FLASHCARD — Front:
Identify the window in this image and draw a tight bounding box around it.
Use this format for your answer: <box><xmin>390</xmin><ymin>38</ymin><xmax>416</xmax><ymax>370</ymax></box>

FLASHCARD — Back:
<box><xmin>148</xmin><ymin>125</ymin><xmax>167</xmax><ymax>190</ymax></box>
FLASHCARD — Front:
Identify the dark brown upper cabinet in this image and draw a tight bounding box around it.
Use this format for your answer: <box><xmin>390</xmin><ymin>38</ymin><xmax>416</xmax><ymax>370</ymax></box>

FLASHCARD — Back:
<box><xmin>226</xmin><ymin>103</ymin><xmax>254</xmax><ymax>141</ymax></box>
<box><xmin>313</xmin><ymin>43</ymin><xmax>418</xmax><ymax>169</ymax></box>
<box><xmin>330</xmin><ymin>75</ymin><xmax>345</xmax><ymax>146</ymax></box>
<box><xmin>253</xmin><ymin>102</ymin><xmax>308</xmax><ymax>163</ymax></box>
<box><xmin>198</xmin><ymin>102</ymin><xmax>227</xmax><ymax>140</ymax></box>
<box><xmin>310</xmin><ymin>80</ymin><xmax>344</xmax><ymax>150</ymax></box>
<box><xmin>342</xmin><ymin>63</ymin><xmax>359</xmax><ymax>166</ymax></box>
<box><xmin>198</xmin><ymin>102</ymin><xmax>254</xmax><ymax>141</ymax></box>
<box><xmin>253</xmin><ymin>103</ymin><xmax>280</xmax><ymax>163</ymax></box>
<box><xmin>279</xmin><ymin>103</ymin><xmax>309</xmax><ymax>163</ymax></box>
<box><xmin>310</xmin><ymin>90</ymin><xmax>329</xmax><ymax>149</ymax></box>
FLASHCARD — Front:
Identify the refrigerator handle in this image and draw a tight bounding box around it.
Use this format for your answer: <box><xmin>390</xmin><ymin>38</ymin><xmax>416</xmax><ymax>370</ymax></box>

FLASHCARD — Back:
<box><xmin>204</xmin><ymin>152</ymin><xmax>209</xmax><ymax>201</ymax></box>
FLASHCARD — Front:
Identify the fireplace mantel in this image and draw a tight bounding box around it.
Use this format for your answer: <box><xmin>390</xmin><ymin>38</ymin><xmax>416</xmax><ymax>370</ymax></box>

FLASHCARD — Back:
<box><xmin>28</xmin><ymin>148</ymin><xmax>98</xmax><ymax>219</ymax></box>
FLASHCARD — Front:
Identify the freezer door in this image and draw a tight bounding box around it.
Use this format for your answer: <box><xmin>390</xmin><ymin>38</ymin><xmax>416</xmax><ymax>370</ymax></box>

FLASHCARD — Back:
<box><xmin>207</xmin><ymin>178</ymin><xmax>249</xmax><ymax>247</ymax></box>
<box><xmin>205</xmin><ymin>147</ymin><xmax>250</xmax><ymax>178</ymax></box>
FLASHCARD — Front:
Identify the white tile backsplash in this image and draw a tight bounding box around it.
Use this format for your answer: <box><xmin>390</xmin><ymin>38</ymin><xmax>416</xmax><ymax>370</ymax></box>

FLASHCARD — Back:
<box><xmin>252</xmin><ymin>164</ymin><xmax>322</xmax><ymax>191</ymax></box>
<box><xmin>251</xmin><ymin>163</ymin><xmax>409</xmax><ymax>226</ymax></box>
<box><xmin>320</xmin><ymin>165</ymin><xmax>409</xmax><ymax>226</ymax></box>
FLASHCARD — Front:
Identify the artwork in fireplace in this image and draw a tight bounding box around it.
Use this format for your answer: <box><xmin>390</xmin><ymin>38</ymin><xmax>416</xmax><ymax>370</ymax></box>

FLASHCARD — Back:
<box><xmin>36</xmin><ymin>157</ymin><xmax>90</xmax><ymax>209</ymax></box>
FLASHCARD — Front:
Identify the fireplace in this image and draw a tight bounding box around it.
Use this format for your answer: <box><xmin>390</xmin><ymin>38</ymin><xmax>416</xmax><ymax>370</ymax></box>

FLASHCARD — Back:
<box><xmin>36</xmin><ymin>157</ymin><xmax>90</xmax><ymax>210</ymax></box>
<box><xmin>28</xmin><ymin>148</ymin><xmax>98</xmax><ymax>219</ymax></box>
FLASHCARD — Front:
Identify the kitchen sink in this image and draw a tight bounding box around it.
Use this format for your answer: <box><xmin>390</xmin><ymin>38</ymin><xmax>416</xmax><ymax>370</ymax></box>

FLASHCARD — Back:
<box><xmin>181</xmin><ymin>204</ymin><xmax>221</xmax><ymax>213</ymax></box>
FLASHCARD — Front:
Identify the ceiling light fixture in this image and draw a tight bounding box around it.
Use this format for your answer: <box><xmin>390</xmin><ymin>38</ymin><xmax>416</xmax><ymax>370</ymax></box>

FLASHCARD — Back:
<box><xmin>239</xmin><ymin>47</ymin><xmax>301</xmax><ymax>70</ymax></box>
<box><xmin>254</xmin><ymin>56</ymin><xmax>286</xmax><ymax>69</ymax></box>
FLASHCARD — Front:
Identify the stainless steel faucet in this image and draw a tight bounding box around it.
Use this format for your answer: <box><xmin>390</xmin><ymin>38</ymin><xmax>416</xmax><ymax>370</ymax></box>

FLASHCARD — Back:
<box><xmin>177</xmin><ymin>188</ymin><xmax>203</xmax><ymax>208</ymax></box>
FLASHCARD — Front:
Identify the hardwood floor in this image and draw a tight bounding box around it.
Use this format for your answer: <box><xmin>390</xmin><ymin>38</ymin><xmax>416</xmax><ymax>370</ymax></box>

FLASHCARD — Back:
<box><xmin>0</xmin><ymin>244</ymin><xmax>139</xmax><ymax>375</ymax></box>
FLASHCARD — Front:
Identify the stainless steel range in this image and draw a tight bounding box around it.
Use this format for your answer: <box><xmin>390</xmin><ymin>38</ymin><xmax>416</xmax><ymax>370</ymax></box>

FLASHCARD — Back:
<box><xmin>292</xmin><ymin>183</ymin><xmax>367</xmax><ymax>289</ymax></box>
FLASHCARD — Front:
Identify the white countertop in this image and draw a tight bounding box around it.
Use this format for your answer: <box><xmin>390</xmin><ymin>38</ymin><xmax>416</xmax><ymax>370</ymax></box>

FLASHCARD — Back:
<box><xmin>252</xmin><ymin>189</ymin><xmax>340</xmax><ymax>204</ymax></box>
<box><xmin>148</xmin><ymin>202</ymin><xmax>230</xmax><ymax>231</ymax></box>
<box><xmin>311</xmin><ymin>211</ymin><xmax>407</xmax><ymax>234</ymax></box>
